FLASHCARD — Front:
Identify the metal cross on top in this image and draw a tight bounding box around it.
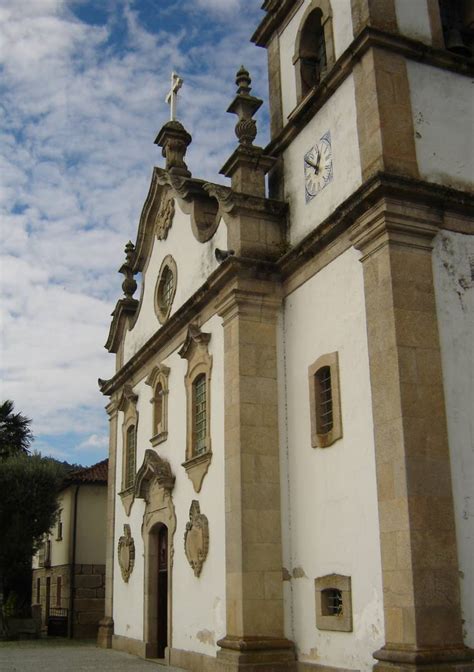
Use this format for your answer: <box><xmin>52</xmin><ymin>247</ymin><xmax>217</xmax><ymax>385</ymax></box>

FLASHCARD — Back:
<box><xmin>165</xmin><ymin>71</ymin><xmax>183</xmax><ymax>121</ymax></box>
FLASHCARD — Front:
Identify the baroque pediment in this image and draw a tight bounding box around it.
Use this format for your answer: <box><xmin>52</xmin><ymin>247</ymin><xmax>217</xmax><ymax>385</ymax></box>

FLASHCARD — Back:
<box><xmin>135</xmin><ymin>449</ymin><xmax>175</xmax><ymax>500</ymax></box>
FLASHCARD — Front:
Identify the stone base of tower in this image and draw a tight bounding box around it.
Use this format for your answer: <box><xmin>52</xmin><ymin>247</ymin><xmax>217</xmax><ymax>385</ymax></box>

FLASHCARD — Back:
<box><xmin>216</xmin><ymin>636</ymin><xmax>297</xmax><ymax>672</ymax></box>
<box><xmin>373</xmin><ymin>645</ymin><xmax>474</xmax><ymax>672</ymax></box>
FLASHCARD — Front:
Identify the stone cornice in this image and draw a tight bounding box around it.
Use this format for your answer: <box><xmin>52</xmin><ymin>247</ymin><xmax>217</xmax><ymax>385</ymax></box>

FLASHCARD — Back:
<box><xmin>265</xmin><ymin>26</ymin><xmax>474</xmax><ymax>157</ymax></box>
<box><xmin>278</xmin><ymin>172</ymin><xmax>474</xmax><ymax>281</ymax></box>
<box><xmin>251</xmin><ymin>0</ymin><xmax>302</xmax><ymax>47</ymax></box>
<box><xmin>100</xmin><ymin>173</ymin><xmax>473</xmax><ymax>395</ymax></box>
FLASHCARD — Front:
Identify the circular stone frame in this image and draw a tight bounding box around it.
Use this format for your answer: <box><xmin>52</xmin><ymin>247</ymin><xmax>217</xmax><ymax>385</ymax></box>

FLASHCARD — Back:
<box><xmin>154</xmin><ymin>254</ymin><xmax>178</xmax><ymax>324</ymax></box>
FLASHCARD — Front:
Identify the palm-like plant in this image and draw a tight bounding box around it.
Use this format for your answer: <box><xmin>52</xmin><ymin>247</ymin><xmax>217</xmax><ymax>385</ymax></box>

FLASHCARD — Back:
<box><xmin>0</xmin><ymin>400</ymin><xmax>33</xmax><ymax>460</ymax></box>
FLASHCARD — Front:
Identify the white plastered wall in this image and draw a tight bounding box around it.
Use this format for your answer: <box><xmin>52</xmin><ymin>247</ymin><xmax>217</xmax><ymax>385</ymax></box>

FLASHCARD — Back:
<box><xmin>408</xmin><ymin>62</ymin><xmax>474</xmax><ymax>191</ymax></box>
<box><xmin>75</xmin><ymin>485</ymin><xmax>107</xmax><ymax>565</ymax></box>
<box><xmin>432</xmin><ymin>230</ymin><xmax>474</xmax><ymax>648</ymax></box>
<box><xmin>278</xmin><ymin>247</ymin><xmax>384</xmax><ymax>671</ymax></box>
<box><xmin>283</xmin><ymin>74</ymin><xmax>362</xmax><ymax>245</ymax></box>
<box><xmin>278</xmin><ymin>0</ymin><xmax>354</xmax><ymax>121</ymax></box>
<box><xmin>395</xmin><ymin>0</ymin><xmax>432</xmax><ymax>44</ymax></box>
<box><xmin>113</xmin><ymin>313</ymin><xmax>226</xmax><ymax>655</ymax></box>
<box><xmin>123</xmin><ymin>204</ymin><xmax>227</xmax><ymax>363</ymax></box>
<box><xmin>32</xmin><ymin>489</ymin><xmax>73</xmax><ymax>569</ymax></box>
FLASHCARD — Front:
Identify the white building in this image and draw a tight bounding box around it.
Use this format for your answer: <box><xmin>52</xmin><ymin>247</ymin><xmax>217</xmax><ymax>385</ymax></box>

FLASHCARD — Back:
<box><xmin>98</xmin><ymin>2</ymin><xmax>474</xmax><ymax>671</ymax></box>
<box><xmin>32</xmin><ymin>460</ymin><xmax>108</xmax><ymax>638</ymax></box>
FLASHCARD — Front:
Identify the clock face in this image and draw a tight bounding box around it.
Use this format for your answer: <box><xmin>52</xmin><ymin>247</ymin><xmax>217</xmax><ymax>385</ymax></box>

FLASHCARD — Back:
<box><xmin>304</xmin><ymin>131</ymin><xmax>333</xmax><ymax>203</ymax></box>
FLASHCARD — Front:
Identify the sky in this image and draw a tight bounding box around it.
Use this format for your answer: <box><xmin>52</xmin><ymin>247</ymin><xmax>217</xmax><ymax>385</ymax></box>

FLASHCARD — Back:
<box><xmin>0</xmin><ymin>0</ymin><xmax>269</xmax><ymax>466</ymax></box>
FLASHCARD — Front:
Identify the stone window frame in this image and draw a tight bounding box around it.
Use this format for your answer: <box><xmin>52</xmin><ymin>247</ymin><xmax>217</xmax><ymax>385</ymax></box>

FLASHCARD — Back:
<box><xmin>308</xmin><ymin>351</ymin><xmax>342</xmax><ymax>448</ymax></box>
<box><xmin>315</xmin><ymin>574</ymin><xmax>352</xmax><ymax>632</ymax></box>
<box><xmin>56</xmin><ymin>509</ymin><xmax>63</xmax><ymax>541</ymax></box>
<box><xmin>293</xmin><ymin>0</ymin><xmax>336</xmax><ymax>105</ymax></box>
<box><xmin>178</xmin><ymin>324</ymin><xmax>213</xmax><ymax>493</ymax></box>
<box><xmin>145</xmin><ymin>364</ymin><xmax>170</xmax><ymax>447</ymax></box>
<box><xmin>154</xmin><ymin>254</ymin><xmax>178</xmax><ymax>324</ymax></box>
<box><xmin>118</xmin><ymin>384</ymin><xmax>139</xmax><ymax>515</ymax></box>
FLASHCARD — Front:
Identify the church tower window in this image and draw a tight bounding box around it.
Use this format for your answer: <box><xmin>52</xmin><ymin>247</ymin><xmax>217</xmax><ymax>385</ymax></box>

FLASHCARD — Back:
<box><xmin>438</xmin><ymin>0</ymin><xmax>473</xmax><ymax>57</ymax></box>
<box><xmin>308</xmin><ymin>351</ymin><xmax>342</xmax><ymax>448</ymax></box>
<box><xmin>293</xmin><ymin>0</ymin><xmax>335</xmax><ymax>104</ymax></box>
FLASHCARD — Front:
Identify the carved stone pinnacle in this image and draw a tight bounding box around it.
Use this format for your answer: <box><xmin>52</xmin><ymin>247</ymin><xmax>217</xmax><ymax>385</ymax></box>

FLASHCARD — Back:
<box><xmin>119</xmin><ymin>241</ymin><xmax>137</xmax><ymax>299</ymax></box>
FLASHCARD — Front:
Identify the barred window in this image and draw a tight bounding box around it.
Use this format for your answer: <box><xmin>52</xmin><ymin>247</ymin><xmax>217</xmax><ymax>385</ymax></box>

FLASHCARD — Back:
<box><xmin>321</xmin><ymin>588</ymin><xmax>343</xmax><ymax>616</ymax></box>
<box><xmin>193</xmin><ymin>374</ymin><xmax>207</xmax><ymax>455</ymax></box>
<box><xmin>125</xmin><ymin>425</ymin><xmax>136</xmax><ymax>489</ymax></box>
<box><xmin>308</xmin><ymin>352</ymin><xmax>342</xmax><ymax>448</ymax></box>
<box><xmin>158</xmin><ymin>266</ymin><xmax>174</xmax><ymax>312</ymax></box>
<box><xmin>315</xmin><ymin>366</ymin><xmax>333</xmax><ymax>434</ymax></box>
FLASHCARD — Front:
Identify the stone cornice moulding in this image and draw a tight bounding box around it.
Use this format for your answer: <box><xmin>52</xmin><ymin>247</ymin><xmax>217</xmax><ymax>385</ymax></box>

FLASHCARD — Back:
<box><xmin>265</xmin><ymin>26</ymin><xmax>474</xmax><ymax>158</ymax></box>
<box><xmin>278</xmin><ymin>172</ymin><xmax>474</xmax><ymax>282</ymax></box>
<box><xmin>99</xmin><ymin>174</ymin><xmax>473</xmax><ymax>398</ymax></box>
<box><xmin>350</xmin><ymin>199</ymin><xmax>441</xmax><ymax>260</ymax></box>
<box><xmin>216</xmin><ymin>287</ymin><xmax>282</xmax><ymax>326</ymax></box>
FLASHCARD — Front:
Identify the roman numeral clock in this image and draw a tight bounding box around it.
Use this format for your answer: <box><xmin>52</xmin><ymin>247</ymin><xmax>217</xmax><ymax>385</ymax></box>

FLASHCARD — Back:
<box><xmin>304</xmin><ymin>130</ymin><xmax>333</xmax><ymax>202</ymax></box>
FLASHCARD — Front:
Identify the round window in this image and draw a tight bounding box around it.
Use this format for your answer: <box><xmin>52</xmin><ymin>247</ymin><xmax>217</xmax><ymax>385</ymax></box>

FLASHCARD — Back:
<box><xmin>155</xmin><ymin>255</ymin><xmax>177</xmax><ymax>323</ymax></box>
<box><xmin>158</xmin><ymin>266</ymin><xmax>174</xmax><ymax>311</ymax></box>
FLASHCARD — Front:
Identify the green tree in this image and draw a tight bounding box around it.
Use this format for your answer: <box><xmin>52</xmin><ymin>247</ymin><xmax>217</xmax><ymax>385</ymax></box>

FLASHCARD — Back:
<box><xmin>0</xmin><ymin>400</ymin><xmax>33</xmax><ymax>459</ymax></box>
<box><xmin>0</xmin><ymin>453</ymin><xmax>63</xmax><ymax>630</ymax></box>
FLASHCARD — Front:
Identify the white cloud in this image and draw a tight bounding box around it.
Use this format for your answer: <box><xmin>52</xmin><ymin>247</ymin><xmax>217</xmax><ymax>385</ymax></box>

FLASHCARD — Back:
<box><xmin>0</xmin><ymin>0</ymin><xmax>267</xmax><ymax>462</ymax></box>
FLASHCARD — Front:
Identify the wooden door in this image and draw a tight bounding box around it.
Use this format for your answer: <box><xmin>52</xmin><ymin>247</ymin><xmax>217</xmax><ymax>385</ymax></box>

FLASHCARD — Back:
<box><xmin>157</xmin><ymin>526</ymin><xmax>168</xmax><ymax>658</ymax></box>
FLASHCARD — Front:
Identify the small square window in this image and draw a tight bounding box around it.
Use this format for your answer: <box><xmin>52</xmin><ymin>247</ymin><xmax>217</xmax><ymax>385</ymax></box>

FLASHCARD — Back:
<box><xmin>315</xmin><ymin>574</ymin><xmax>352</xmax><ymax>632</ymax></box>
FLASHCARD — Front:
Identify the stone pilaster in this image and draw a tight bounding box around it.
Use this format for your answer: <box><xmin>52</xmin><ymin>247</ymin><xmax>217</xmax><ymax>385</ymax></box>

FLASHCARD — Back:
<box><xmin>216</xmin><ymin>281</ymin><xmax>295</xmax><ymax>672</ymax></box>
<box><xmin>353</xmin><ymin>47</ymin><xmax>419</xmax><ymax>181</ymax></box>
<box><xmin>97</xmin><ymin>399</ymin><xmax>118</xmax><ymax>648</ymax></box>
<box><xmin>350</xmin><ymin>0</ymin><xmax>398</xmax><ymax>37</ymax></box>
<box><xmin>351</xmin><ymin>198</ymin><xmax>474</xmax><ymax>671</ymax></box>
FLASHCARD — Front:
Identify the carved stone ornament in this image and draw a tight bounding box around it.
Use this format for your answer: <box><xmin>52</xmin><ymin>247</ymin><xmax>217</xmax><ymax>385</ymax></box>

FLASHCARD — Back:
<box><xmin>184</xmin><ymin>500</ymin><xmax>209</xmax><ymax>578</ymax></box>
<box><xmin>118</xmin><ymin>524</ymin><xmax>135</xmax><ymax>582</ymax></box>
<box><xmin>156</xmin><ymin>194</ymin><xmax>175</xmax><ymax>240</ymax></box>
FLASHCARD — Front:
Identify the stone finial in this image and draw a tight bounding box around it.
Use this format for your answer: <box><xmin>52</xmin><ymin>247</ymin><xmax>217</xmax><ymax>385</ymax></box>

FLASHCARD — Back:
<box><xmin>119</xmin><ymin>241</ymin><xmax>137</xmax><ymax>299</ymax></box>
<box><xmin>155</xmin><ymin>120</ymin><xmax>192</xmax><ymax>178</ymax></box>
<box><xmin>227</xmin><ymin>66</ymin><xmax>262</xmax><ymax>146</ymax></box>
<box><xmin>235</xmin><ymin>65</ymin><xmax>251</xmax><ymax>94</ymax></box>
<box><xmin>220</xmin><ymin>66</ymin><xmax>275</xmax><ymax>197</ymax></box>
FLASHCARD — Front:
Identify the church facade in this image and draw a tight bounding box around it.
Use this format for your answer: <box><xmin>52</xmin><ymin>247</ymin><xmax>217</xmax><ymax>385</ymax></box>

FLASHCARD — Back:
<box><xmin>98</xmin><ymin>2</ymin><xmax>474</xmax><ymax>671</ymax></box>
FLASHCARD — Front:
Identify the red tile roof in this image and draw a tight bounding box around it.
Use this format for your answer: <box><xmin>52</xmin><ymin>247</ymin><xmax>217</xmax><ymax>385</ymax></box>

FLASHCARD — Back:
<box><xmin>64</xmin><ymin>458</ymin><xmax>108</xmax><ymax>486</ymax></box>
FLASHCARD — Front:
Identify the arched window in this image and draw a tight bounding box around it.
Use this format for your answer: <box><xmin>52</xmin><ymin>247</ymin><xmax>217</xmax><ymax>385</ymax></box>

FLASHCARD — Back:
<box><xmin>294</xmin><ymin>0</ymin><xmax>335</xmax><ymax>103</ymax></box>
<box><xmin>146</xmin><ymin>364</ymin><xmax>170</xmax><ymax>447</ymax></box>
<box><xmin>154</xmin><ymin>382</ymin><xmax>164</xmax><ymax>435</ymax></box>
<box><xmin>299</xmin><ymin>9</ymin><xmax>327</xmax><ymax>96</ymax></box>
<box><xmin>125</xmin><ymin>424</ymin><xmax>136</xmax><ymax>489</ymax></box>
<box><xmin>193</xmin><ymin>373</ymin><xmax>207</xmax><ymax>456</ymax></box>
